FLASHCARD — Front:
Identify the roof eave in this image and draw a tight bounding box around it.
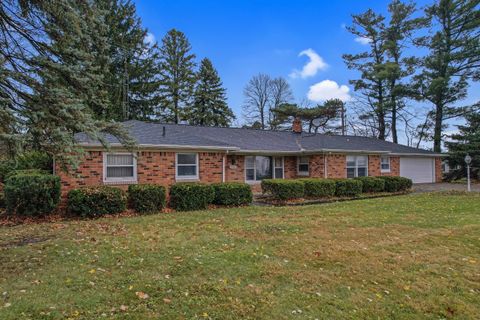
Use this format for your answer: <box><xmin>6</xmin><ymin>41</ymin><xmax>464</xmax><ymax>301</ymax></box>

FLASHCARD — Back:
<box><xmin>78</xmin><ymin>142</ymin><xmax>239</xmax><ymax>152</ymax></box>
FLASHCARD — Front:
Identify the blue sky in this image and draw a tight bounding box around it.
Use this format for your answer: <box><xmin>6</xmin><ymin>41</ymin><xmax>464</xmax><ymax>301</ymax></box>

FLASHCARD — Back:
<box><xmin>134</xmin><ymin>0</ymin><xmax>478</xmax><ymax>143</ymax></box>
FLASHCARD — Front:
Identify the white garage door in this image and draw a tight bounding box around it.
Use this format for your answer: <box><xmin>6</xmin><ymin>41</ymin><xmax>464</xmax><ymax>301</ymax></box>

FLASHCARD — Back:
<box><xmin>400</xmin><ymin>157</ymin><xmax>435</xmax><ymax>183</ymax></box>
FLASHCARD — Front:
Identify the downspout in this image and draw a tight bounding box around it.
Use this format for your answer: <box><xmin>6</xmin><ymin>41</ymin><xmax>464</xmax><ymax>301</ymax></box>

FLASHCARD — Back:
<box><xmin>222</xmin><ymin>151</ymin><xmax>227</xmax><ymax>183</ymax></box>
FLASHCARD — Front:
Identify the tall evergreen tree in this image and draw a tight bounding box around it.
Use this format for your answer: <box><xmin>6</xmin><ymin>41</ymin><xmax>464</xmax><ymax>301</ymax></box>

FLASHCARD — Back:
<box><xmin>99</xmin><ymin>0</ymin><xmax>161</xmax><ymax>121</ymax></box>
<box><xmin>24</xmin><ymin>0</ymin><xmax>132</xmax><ymax>164</ymax></box>
<box><xmin>187</xmin><ymin>58</ymin><xmax>235</xmax><ymax>127</ymax></box>
<box><xmin>158</xmin><ymin>29</ymin><xmax>196</xmax><ymax>123</ymax></box>
<box><xmin>445</xmin><ymin>110</ymin><xmax>480</xmax><ymax>180</ymax></box>
<box><xmin>343</xmin><ymin>9</ymin><xmax>389</xmax><ymax>140</ymax></box>
<box><xmin>415</xmin><ymin>0</ymin><xmax>480</xmax><ymax>152</ymax></box>
<box><xmin>383</xmin><ymin>0</ymin><xmax>424</xmax><ymax>144</ymax></box>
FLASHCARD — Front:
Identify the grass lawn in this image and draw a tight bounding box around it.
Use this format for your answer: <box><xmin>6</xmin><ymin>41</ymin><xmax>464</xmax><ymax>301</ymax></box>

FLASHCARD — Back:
<box><xmin>0</xmin><ymin>193</ymin><xmax>479</xmax><ymax>319</ymax></box>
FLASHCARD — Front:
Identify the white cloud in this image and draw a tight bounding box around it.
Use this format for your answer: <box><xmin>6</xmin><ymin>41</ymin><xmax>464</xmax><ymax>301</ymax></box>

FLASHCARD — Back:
<box><xmin>307</xmin><ymin>80</ymin><xmax>351</xmax><ymax>102</ymax></box>
<box><xmin>289</xmin><ymin>49</ymin><xmax>328</xmax><ymax>79</ymax></box>
<box><xmin>354</xmin><ymin>36</ymin><xmax>371</xmax><ymax>45</ymax></box>
<box><xmin>144</xmin><ymin>32</ymin><xmax>156</xmax><ymax>45</ymax></box>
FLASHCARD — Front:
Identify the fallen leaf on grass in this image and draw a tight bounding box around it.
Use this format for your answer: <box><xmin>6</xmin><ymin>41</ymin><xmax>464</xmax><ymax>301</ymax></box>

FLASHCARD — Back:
<box><xmin>135</xmin><ymin>291</ymin><xmax>149</xmax><ymax>299</ymax></box>
<box><xmin>163</xmin><ymin>298</ymin><xmax>171</xmax><ymax>304</ymax></box>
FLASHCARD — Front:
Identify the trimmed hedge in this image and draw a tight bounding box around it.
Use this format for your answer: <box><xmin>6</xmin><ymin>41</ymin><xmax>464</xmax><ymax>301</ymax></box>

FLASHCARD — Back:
<box><xmin>334</xmin><ymin>179</ymin><xmax>363</xmax><ymax>197</ymax></box>
<box><xmin>354</xmin><ymin>177</ymin><xmax>385</xmax><ymax>193</ymax></box>
<box><xmin>300</xmin><ymin>178</ymin><xmax>336</xmax><ymax>198</ymax></box>
<box><xmin>261</xmin><ymin>179</ymin><xmax>305</xmax><ymax>200</ymax></box>
<box><xmin>378</xmin><ymin>176</ymin><xmax>413</xmax><ymax>192</ymax></box>
<box><xmin>128</xmin><ymin>184</ymin><xmax>166</xmax><ymax>213</ymax></box>
<box><xmin>4</xmin><ymin>173</ymin><xmax>61</xmax><ymax>216</ymax></box>
<box><xmin>67</xmin><ymin>186</ymin><xmax>127</xmax><ymax>217</ymax></box>
<box><xmin>212</xmin><ymin>182</ymin><xmax>252</xmax><ymax>206</ymax></box>
<box><xmin>169</xmin><ymin>183</ymin><xmax>215</xmax><ymax>211</ymax></box>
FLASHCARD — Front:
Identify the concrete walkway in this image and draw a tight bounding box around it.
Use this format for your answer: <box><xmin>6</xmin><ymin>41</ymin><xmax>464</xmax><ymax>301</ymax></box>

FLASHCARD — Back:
<box><xmin>412</xmin><ymin>183</ymin><xmax>480</xmax><ymax>193</ymax></box>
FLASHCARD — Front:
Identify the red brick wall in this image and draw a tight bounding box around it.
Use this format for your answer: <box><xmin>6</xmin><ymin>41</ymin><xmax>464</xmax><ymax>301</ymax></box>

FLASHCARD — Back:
<box><xmin>225</xmin><ymin>155</ymin><xmax>245</xmax><ymax>182</ymax></box>
<box><xmin>368</xmin><ymin>155</ymin><xmax>400</xmax><ymax>177</ymax></box>
<box><xmin>326</xmin><ymin>154</ymin><xmax>346</xmax><ymax>178</ymax></box>
<box><xmin>309</xmin><ymin>154</ymin><xmax>325</xmax><ymax>178</ymax></box>
<box><xmin>284</xmin><ymin>156</ymin><xmax>298</xmax><ymax>179</ymax></box>
<box><xmin>435</xmin><ymin>157</ymin><xmax>442</xmax><ymax>182</ymax></box>
<box><xmin>57</xmin><ymin>150</ymin><xmax>225</xmax><ymax>199</ymax></box>
<box><xmin>199</xmin><ymin>152</ymin><xmax>224</xmax><ymax>183</ymax></box>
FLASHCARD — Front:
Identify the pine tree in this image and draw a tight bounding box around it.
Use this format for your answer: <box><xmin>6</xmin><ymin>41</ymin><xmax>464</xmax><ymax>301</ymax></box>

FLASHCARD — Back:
<box><xmin>99</xmin><ymin>0</ymin><xmax>161</xmax><ymax>121</ymax></box>
<box><xmin>158</xmin><ymin>29</ymin><xmax>196</xmax><ymax>123</ymax></box>
<box><xmin>26</xmin><ymin>0</ymin><xmax>133</xmax><ymax>165</ymax></box>
<box><xmin>415</xmin><ymin>0</ymin><xmax>480</xmax><ymax>152</ymax></box>
<box><xmin>343</xmin><ymin>10</ymin><xmax>389</xmax><ymax>140</ymax></box>
<box><xmin>445</xmin><ymin>111</ymin><xmax>480</xmax><ymax>180</ymax></box>
<box><xmin>187</xmin><ymin>58</ymin><xmax>235</xmax><ymax>127</ymax></box>
<box><xmin>382</xmin><ymin>0</ymin><xmax>424</xmax><ymax>144</ymax></box>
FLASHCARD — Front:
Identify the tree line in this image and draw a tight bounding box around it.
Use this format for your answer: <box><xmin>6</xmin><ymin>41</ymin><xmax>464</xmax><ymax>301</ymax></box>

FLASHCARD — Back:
<box><xmin>0</xmin><ymin>0</ymin><xmax>234</xmax><ymax>165</ymax></box>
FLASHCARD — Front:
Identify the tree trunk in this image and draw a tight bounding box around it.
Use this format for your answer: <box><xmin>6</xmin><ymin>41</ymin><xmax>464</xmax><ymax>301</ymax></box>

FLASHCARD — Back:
<box><xmin>391</xmin><ymin>102</ymin><xmax>398</xmax><ymax>143</ymax></box>
<box><xmin>433</xmin><ymin>103</ymin><xmax>443</xmax><ymax>152</ymax></box>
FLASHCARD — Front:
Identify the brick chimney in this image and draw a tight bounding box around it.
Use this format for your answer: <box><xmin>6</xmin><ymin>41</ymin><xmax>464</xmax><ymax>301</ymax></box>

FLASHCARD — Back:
<box><xmin>292</xmin><ymin>117</ymin><xmax>302</xmax><ymax>133</ymax></box>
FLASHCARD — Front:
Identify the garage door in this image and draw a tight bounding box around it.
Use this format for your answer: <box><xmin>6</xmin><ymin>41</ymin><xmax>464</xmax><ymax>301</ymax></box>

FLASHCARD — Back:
<box><xmin>400</xmin><ymin>157</ymin><xmax>435</xmax><ymax>183</ymax></box>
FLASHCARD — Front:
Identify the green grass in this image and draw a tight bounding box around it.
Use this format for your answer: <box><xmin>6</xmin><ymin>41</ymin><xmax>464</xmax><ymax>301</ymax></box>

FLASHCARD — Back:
<box><xmin>1</xmin><ymin>192</ymin><xmax>479</xmax><ymax>319</ymax></box>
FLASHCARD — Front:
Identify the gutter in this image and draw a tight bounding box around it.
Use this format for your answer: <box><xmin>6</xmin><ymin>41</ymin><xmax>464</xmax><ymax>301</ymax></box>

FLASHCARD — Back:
<box><xmin>79</xmin><ymin>142</ymin><xmax>239</xmax><ymax>152</ymax></box>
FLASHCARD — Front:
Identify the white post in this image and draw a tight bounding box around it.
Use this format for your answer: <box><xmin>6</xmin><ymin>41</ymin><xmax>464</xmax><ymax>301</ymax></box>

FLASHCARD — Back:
<box><xmin>467</xmin><ymin>164</ymin><xmax>471</xmax><ymax>192</ymax></box>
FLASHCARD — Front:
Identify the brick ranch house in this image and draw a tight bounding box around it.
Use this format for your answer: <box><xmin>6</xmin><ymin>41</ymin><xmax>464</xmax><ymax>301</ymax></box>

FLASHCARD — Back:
<box><xmin>56</xmin><ymin>119</ymin><xmax>443</xmax><ymax>197</ymax></box>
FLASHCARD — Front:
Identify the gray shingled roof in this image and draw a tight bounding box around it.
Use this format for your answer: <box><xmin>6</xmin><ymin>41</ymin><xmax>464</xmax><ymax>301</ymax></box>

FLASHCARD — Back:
<box><xmin>76</xmin><ymin>120</ymin><xmax>438</xmax><ymax>155</ymax></box>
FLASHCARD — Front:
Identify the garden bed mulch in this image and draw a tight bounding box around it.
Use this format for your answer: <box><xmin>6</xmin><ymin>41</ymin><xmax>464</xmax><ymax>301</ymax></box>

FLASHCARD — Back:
<box><xmin>253</xmin><ymin>191</ymin><xmax>411</xmax><ymax>207</ymax></box>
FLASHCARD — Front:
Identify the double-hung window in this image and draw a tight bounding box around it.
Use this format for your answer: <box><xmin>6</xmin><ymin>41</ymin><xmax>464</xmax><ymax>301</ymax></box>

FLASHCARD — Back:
<box><xmin>104</xmin><ymin>153</ymin><xmax>137</xmax><ymax>183</ymax></box>
<box><xmin>381</xmin><ymin>156</ymin><xmax>390</xmax><ymax>172</ymax></box>
<box><xmin>346</xmin><ymin>155</ymin><xmax>368</xmax><ymax>178</ymax></box>
<box><xmin>176</xmin><ymin>153</ymin><xmax>199</xmax><ymax>180</ymax></box>
<box><xmin>297</xmin><ymin>156</ymin><xmax>309</xmax><ymax>175</ymax></box>
<box><xmin>245</xmin><ymin>156</ymin><xmax>284</xmax><ymax>182</ymax></box>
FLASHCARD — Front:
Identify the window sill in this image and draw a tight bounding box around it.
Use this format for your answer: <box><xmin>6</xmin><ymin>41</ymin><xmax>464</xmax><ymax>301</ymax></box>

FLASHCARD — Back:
<box><xmin>246</xmin><ymin>180</ymin><xmax>261</xmax><ymax>185</ymax></box>
<box><xmin>176</xmin><ymin>177</ymin><xmax>200</xmax><ymax>182</ymax></box>
<box><xmin>380</xmin><ymin>170</ymin><xmax>391</xmax><ymax>173</ymax></box>
<box><xmin>297</xmin><ymin>172</ymin><xmax>309</xmax><ymax>176</ymax></box>
<box><xmin>103</xmin><ymin>179</ymin><xmax>137</xmax><ymax>185</ymax></box>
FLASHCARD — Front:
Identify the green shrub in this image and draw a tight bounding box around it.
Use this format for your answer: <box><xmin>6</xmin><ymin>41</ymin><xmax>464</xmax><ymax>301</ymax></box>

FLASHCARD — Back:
<box><xmin>4</xmin><ymin>173</ymin><xmax>61</xmax><ymax>216</ymax></box>
<box><xmin>128</xmin><ymin>184</ymin><xmax>166</xmax><ymax>213</ymax></box>
<box><xmin>5</xmin><ymin>169</ymin><xmax>50</xmax><ymax>181</ymax></box>
<box><xmin>334</xmin><ymin>179</ymin><xmax>363</xmax><ymax>197</ymax></box>
<box><xmin>169</xmin><ymin>183</ymin><xmax>215</xmax><ymax>211</ymax></box>
<box><xmin>379</xmin><ymin>176</ymin><xmax>413</xmax><ymax>192</ymax></box>
<box><xmin>67</xmin><ymin>186</ymin><xmax>127</xmax><ymax>217</ymax></box>
<box><xmin>212</xmin><ymin>182</ymin><xmax>252</xmax><ymax>206</ymax></box>
<box><xmin>261</xmin><ymin>179</ymin><xmax>305</xmax><ymax>200</ymax></box>
<box><xmin>0</xmin><ymin>151</ymin><xmax>52</xmax><ymax>183</ymax></box>
<box><xmin>354</xmin><ymin>177</ymin><xmax>385</xmax><ymax>193</ymax></box>
<box><xmin>300</xmin><ymin>178</ymin><xmax>336</xmax><ymax>198</ymax></box>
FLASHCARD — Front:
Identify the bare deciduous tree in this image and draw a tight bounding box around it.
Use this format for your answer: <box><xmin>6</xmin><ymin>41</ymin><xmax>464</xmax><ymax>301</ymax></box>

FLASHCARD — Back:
<box><xmin>242</xmin><ymin>74</ymin><xmax>293</xmax><ymax>130</ymax></box>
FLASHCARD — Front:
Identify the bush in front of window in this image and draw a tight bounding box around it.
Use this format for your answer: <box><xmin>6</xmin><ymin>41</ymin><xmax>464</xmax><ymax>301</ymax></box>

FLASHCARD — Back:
<box><xmin>4</xmin><ymin>172</ymin><xmax>61</xmax><ymax>216</ymax></box>
<box><xmin>212</xmin><ymin>182</ymin><xmax>253</xmax><ymax>206</ymax></box>
<box><xmin>67</xmin><ymin>186</ymin><xmax>127</xmax><ymax>217</ymax></box>
<box><xmin>261</xmin><ymin>179</ymin><xmax>305</xmax><ymax>200</ymax></box>
<box><xmin>378</xmin><ymin>176</ymin><xmax>413</xmax><ymax>192</ymax></box>
<box><xmin>128</xmin><ymin>184</ymin><xmax>166</xmax><ymax>213</ymax></box>
<box><xmin>334</xmin><ymin>179</ymin><xmax>363</xmax><ymax>197</ymax></box>
<box><xmin>354</xmin><ymin>177</ymin><xmax>385</xmax><ymax>193</ymax></box>
<box><xmin>300</xmin><ymin>178</ymin><xmax>336</xmax><ymax>198</ymax></box>
<box><xmin>169</xmin><ymin>183</ymin><xmax>215</xmax><ymax>211</ymax></box>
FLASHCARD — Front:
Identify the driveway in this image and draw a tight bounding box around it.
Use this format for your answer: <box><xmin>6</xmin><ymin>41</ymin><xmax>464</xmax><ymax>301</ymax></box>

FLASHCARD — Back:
<box><xmin>413</xmin><ymin>183</ymin><xmax>480</xmax><ymax>193</ymax></box>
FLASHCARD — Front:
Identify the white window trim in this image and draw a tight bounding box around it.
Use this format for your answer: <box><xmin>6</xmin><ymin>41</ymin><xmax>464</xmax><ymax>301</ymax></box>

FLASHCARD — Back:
<box><xmin>297</xmin><ymin>156</ymin><xmax>309</xmax><ymax>176</ymax></box>
<box><xmin>176</xmin><ymin>153</ymin><xmax>199</xmax><ymax>181</ymax></box>
<box><xmin>346</xmin><ymin>155</ymin><xmax>369</xmax><ymax>178</ymax></box>
<box><xmin>274</xmin><ymin>157</ymin><xmax>284</xmax><ymax>179</ymax></box>
<box><xmin>380</xmin><ymin>156</ymin><xmax>391</xmax><ymax>173</ymax></box>
<box><xmin>245</xmin><ymin>156</ymin><xmax>284</xmax><ymax>183</ymax></box>
<box><xmin>103</xmin><ymin>152</ymin><xmax>137</xmax><ymax>184</ymax></box>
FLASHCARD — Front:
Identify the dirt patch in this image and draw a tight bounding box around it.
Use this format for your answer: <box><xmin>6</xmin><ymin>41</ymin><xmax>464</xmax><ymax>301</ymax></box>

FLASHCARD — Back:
<box><xmin>0</xmin><ymin>235</ymin><xmax>53</xmax><ymax>249</ymax></box>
